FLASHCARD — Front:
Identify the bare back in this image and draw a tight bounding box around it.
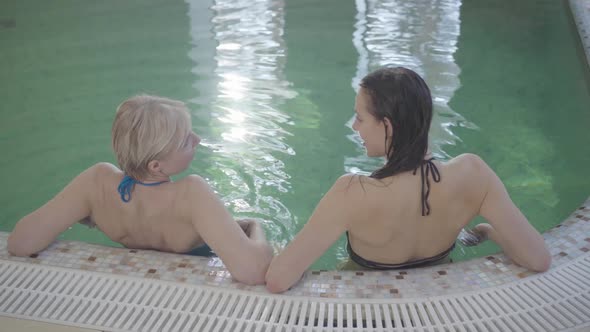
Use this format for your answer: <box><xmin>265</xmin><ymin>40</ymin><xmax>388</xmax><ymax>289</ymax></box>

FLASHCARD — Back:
<box><xmin>90</xmin><ymin>163</ymin><xmax>203</xmax><ymax>253</ymax></box>
<box><xmin>347</xmin><ymin>154</ymin><xmax>486</xmax><ymax>264</ymax></box>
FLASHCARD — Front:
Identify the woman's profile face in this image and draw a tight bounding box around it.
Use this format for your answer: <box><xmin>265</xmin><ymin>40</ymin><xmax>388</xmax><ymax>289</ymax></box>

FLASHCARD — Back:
<box><xmin>162</xmin><ymin>130</ymin><xmax>200</xmax><ymax>175</ymax></box>
<box><xmin>352</xmin><ymin>88</ymin><xmax>389</xmax><ymax>158</ymax></box>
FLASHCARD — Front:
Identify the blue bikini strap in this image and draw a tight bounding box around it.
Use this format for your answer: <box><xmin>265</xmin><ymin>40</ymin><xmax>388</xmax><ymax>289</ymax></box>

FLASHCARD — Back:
<box><xmin>117</xmin><ymin>175</ymin><xmax>169</xmax><ymax>203</ymax></box>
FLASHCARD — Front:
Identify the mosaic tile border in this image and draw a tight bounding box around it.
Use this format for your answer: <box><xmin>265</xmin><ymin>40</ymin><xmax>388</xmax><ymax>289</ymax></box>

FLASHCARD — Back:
<box><xmin>1</xmin><ymin>196</ymin><xmax>589</xmax><ymax>299</ymax></box>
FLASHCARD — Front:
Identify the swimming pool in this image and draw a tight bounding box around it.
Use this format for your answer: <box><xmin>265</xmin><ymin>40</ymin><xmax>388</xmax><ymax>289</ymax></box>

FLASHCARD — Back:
<box><xmin>0</xmin><ymin>0</ymin><xmax>588</xmax><ymax>271</ymax></box>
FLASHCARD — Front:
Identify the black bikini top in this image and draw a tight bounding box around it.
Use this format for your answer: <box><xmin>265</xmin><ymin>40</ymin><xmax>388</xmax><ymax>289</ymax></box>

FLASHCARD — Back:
<box><xmin>346</xmin><ymin>232</ymin><xmax>455</xmax><ymax>270</ymax></box>
<box><xmin>345</xmin><ymin>158</ymin><xmax>448</xmax><ymax>270</ymax></box>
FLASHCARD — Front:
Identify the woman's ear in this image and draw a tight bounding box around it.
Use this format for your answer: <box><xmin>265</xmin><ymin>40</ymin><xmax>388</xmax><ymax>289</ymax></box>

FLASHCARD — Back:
<box><xmin>383</xmin><ymin>118</ymin><xmax>393</xmax><ymax>137</ymax></box>
<box><xmin>147</xmin><ymin>160</ymin><xmax>161</xmax><ymax>174</ymax></box>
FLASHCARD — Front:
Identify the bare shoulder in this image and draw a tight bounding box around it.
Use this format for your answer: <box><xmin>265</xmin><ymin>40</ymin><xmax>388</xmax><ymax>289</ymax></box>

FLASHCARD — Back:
<box><xmin>67</xmin><ymin>162</ymin><xmax>120</xmax><ymax>186</ymax></box>
<box><xmin>328</xmin><ymin>173</ymin><xmax>383</xmax><ymax>207</ymax></box>
<box><xmin>83</xmin><ymin>162</ymin><xmax>122</xmax><ymax>187</ymax></box>
<box><xmin>316</xmin><ymin>173</ymin><xmax>392</xmax><ymax>230</ymax></box>
<box><xmin>179</xmin><ymin>174</ymin><xmax>211</xmax><ymax>189</ymax></box>
<box><xmin>91</xmin><ymin>162</ymin><xmax>122</xmax><ymax>177</ymax></box>
<box><xmin>447</xmin><ymin>153</ymin><xmax>492</xmax><ymax>178</ymax></box>
<box><xmin>331</xmin><ymin>173</ymin><xmax>371</xmax><ymax>194</ymax></box>
<box><xmin>80</xmin><ymin>163</ymin><xmax>121</xmax><ymax>202</ymax></box>
<box><xmin>176</xmin><ymin>174</ymin><xmax>217</xmax><ymax>199</ymax></box>
<box><xmin>446</xmin><ymin>153</ymin><xmax>498</xmax><ymax>201</ymax></box>
<box><xmin>449</xmin><ymin>153</ymin><xmax>486</xmax><ymax>168</ymax></box>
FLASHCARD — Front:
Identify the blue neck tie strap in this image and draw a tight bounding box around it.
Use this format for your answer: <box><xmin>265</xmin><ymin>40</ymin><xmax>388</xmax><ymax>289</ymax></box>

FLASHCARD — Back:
<box><xmin>117</xmin><ymin>175</ymin><xmax>169</xmax><ymax>203</ymax></box>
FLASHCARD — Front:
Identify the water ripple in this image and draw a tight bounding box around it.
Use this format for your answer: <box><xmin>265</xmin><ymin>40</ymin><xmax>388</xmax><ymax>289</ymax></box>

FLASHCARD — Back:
<box><xmin>186</xmin><ymin>0</ymin><xmax>297</xmax><ymax>234</ymax></box>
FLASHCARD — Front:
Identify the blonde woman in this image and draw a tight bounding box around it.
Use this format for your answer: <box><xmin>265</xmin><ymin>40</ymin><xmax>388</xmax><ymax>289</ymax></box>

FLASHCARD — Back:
<box><xmin>8</xmin><ymin>95</ymin><xmax>273</xmax><ymax>285</ymax></box>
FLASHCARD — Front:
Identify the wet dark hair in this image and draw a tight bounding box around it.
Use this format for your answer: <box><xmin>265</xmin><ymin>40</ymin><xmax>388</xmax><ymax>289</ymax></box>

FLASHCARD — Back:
<box><xmin>360</xmin><ymin>67</ymin><xmax>433</xmax><ymax>179</ymax></box>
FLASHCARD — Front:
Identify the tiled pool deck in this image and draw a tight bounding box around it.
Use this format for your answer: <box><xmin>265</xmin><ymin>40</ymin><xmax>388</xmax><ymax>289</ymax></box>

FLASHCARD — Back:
<box><xmin>1</xmin><ymin>196</ymin><xmax>589</xmax><ymax>300</ymax></box>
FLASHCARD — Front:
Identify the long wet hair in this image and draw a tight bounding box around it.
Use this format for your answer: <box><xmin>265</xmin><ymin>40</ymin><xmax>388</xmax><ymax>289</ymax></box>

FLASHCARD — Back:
<box><xmin>360</xmin><ymin>67</ymin><xmax>433</xmax><ymax>179</ymax></box>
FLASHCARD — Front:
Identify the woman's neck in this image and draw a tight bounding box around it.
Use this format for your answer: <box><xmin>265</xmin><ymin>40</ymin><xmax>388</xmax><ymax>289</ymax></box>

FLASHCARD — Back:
<box><xmin>137</xmin><ymin>174</ymin><xmax>171</xmax><ymax>183</ymax></box>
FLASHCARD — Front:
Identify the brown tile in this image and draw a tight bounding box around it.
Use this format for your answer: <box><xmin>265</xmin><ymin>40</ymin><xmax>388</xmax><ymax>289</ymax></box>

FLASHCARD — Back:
<box><xmin>395</xmin><ymin>275</ymin><xmax>404</xmax><ymax>280</ymax></box>
<box><xmin>390</xmin><ymin>289</ymin><xmax>399</xmax><ymax>294</ymax></box>
<box><xmin>87</xmin><ymin>256</ymin><xmax>96</xmax><ymax>262</ymax></box>
<box><xmin>312</xmin><ymin>271</ymin><xmax>320</xmax><ymax>275</ymax></box>
<box><xmin>558</xmin><ymin>252</ymin><xmax>568</xmax><ymax>257</ymax></box>
<box><xmin>355</xmin><ymin>272</ymin><xmax>364</xmax><ymax>276</ymax></box>
<box><xmin>147</xmin><ymin>269</ymin><xmax>157</xmax><ymax>274</ymax></box>
<box><xmin>581</xmin><ymin>247</ymin><xmax>589</xmax><ymax>252</ymax></box>
<box><xmin>399</xmin><ymin>271</ymin><xmax>408</xmax><ymax>275</ymax></box>
<box><xmin>178</xmin><ymin>263</ymin><xmax>187</xmax><ymax>268</ymax></box>
<box><xmin>438</xmin><ymin>271</ymin><xmax>447</xmax><ymax>275</ymax></box>
<box><xmin>333</xmin><ymin>275</ymin><xmax>341</xmax><ymax>280</ymax></box>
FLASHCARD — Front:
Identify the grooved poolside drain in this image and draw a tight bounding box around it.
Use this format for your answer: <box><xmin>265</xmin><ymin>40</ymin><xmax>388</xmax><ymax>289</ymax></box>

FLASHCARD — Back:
<box><xmin>0</xmin><ymin>259</ymin><xmax>589</xmax><ymax>331</ymax></box>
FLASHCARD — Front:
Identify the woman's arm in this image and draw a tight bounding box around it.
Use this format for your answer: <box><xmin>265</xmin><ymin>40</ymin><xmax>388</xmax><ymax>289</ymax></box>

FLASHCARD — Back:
<box><xmin>475</xmin><ymin>156</ymin><xmax>551</xmax><ymax>272</ymax></box>
<box><xmin>184</xmin><ymin>175</ymin><xmax>273</xmax><ymax>285</ymax></box>
<box><xmin>265</xmin><ymin>175</ymin><xmax>358</xmax><ymax>293</ymax></box>
<box><xmin>7</xmin><ymin>163</ymin><xmax>102</xmax><ymax>256</ymax></box>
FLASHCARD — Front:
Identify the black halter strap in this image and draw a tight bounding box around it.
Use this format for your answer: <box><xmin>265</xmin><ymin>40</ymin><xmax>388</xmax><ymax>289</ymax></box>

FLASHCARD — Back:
<box><xmin>412</xmin><ymin>158</ymin><xmax>441</xmax><ymax>216</ymax></box>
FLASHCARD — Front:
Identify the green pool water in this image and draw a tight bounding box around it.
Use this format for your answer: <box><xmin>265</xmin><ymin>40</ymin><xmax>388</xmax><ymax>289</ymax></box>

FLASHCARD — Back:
<box><xmin>0</xmin><ymin>0</ymin><xmax>588</xmax><ymax>270</ymax></box>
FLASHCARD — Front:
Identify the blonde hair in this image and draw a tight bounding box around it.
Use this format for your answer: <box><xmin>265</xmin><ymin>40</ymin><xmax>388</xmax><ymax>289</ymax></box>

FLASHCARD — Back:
<box><xmin>112</xmin><ymin>95</ymin><xmax>191</xmax><ymax>180</ymax></box>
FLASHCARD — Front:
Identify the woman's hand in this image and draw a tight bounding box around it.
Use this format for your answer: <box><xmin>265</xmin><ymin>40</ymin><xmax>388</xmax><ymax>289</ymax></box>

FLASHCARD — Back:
<box><xmin>458</xmin><ymin>223</ymin><xmax>491</xmax><ymax>247</ymax></box>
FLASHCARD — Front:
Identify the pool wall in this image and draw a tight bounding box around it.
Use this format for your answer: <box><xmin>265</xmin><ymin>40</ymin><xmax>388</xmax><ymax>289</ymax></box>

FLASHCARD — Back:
<box><xmin>570</xmin><ymin>0</ymin><xmax>590</xmax><ymax>68</ymax></box>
